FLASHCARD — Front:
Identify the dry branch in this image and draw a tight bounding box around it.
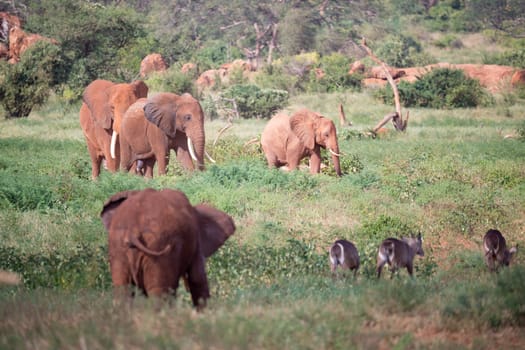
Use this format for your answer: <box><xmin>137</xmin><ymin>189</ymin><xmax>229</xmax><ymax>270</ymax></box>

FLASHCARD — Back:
<box><xmin>213</xmin><ymin>123</ymin><xmax>233</xmax><ymax>146</ymax></box>
<box><xmin>361</xmin><ymin>38</ymin><xmax>409</xmax><ymax>133</ymax></box>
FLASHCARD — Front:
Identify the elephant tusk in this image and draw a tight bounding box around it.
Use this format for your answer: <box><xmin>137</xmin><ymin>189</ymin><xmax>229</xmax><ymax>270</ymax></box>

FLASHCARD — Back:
<box><xmin>205</xmin><ymin>150</ymin><xmax>216</xmax><ymax>163</ymax></box>
<box><xmin>187</xmin><ymin>137</ymin><xmax>198</xmax><ymax>162</ymax></box>
<box><xmin>110</xmin><ymin>131</ymin><xmax>118</xmax><ymax>159</ymax></box>
<box><xmin>329</xmin><ymin>148</ymin><xmax>342</xmax><ymax>157</ymax></box>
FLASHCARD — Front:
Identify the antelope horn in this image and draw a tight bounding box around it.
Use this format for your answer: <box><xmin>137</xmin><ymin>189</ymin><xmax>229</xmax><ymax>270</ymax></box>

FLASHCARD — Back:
<box><xmin>187</xmin><ymin>137</ymin><xmax>198</xmax><ymax>162</ymax></box>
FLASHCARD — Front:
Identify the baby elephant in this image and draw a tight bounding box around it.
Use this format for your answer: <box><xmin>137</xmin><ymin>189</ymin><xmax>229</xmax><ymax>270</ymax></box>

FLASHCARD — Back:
<box><xmin>329</xmin><ymin>239</ymin><xmax>360</xmax><ymax>277</ymax></box>
<box><xmin>377</xmin><ymin>233</ymin><xmax>424</xmax><ymax>279</ymax></box>
<box><xmin>483</xmin><ymin>229</ymin><xmax>517</xmax><ymax>272</ymax></box>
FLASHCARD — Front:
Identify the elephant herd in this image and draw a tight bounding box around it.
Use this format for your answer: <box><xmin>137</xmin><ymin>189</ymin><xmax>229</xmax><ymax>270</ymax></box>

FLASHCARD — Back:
<box><xmin>81</xmin><ymin>79</ymin><xmax>517</xmax><ymax>311</ymax></box>
<box><xmin>79</xmin><ymin>79</ymin><xmax>343</xmax><ymax>180</ymax></box>
<box><xmin>79</xmin><ymin>79</ymin><xmax>211</xmax><ymax>180</ymax></box>
<box><xmin>78</xmin><ymin>78</ymin><xmax>343</xmax><ymax>309</ymax></box>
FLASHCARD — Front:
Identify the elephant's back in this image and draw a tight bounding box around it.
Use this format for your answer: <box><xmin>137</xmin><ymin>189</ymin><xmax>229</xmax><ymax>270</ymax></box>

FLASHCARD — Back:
<box><xmin>261</xmin><ymin>113</ymin><xmax>290</xmax><ymax>146</ymax></box>
<box><xmin>124</xmin><ymin>98</ymin><xmax>148</xmax><ymax>120</ymax></box>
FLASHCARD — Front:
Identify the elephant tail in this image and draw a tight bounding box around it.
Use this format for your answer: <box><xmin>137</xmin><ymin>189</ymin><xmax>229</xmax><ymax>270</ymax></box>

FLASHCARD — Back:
<box><xmin>125</xmin><ymin>235</ymin><xmax>171</xmax><ymax>256</ymax></box>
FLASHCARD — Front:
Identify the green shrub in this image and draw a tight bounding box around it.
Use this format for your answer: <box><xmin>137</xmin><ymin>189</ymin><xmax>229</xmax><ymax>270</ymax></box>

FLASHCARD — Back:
<box><xmin>307</xmin><ymin>53</ymin><xmax>362</xmax><ymax>93</ymax></box>
<box><xmin>376</xmin><ymin>68</ymin><xmax>492</xmax><ymax>108</ymax></box>
<box><xmin>221</xmin><ymin>84</ymin><xmax>289</xmax><ymax>119</ymax></box>
<box><xmin>320</xmin><ymin>151</ymin><xmax>364</xmax><ymax>176</ymax></box>
<box><xmin>442</xmin><ymin>266</ymin><xmax>525</xmax><ymax>328</ymax></box>
<box><xmin>0</xmin><ymin>41</ymin><xmax>61</xmax><ymax>118</ymax></box>
<box><xmin>0</xmin><ymin>245</ymin><xmax>110</xmax><ymax>290</ymax></box>
<box><xmin>191</xmin><ymin>40</ymin><xmax>243</xmax><ymax>72</ymax></box>
<box><xmin>375</xmin><ymin>34</ymin><xmax>423</xmax><ymax>67</ymax></box>
<box><xmin>517</xmin><ymin>121</ymin><xmax>525</xmax><ymax>141</ymax></box>
<box><xmin>433</xmin><ymin>34</ymin><xmax>463</xmax><ymax>49</ymax></box>
<box><xmin>483</xmin><ymin>49</ymin><xmax>525</xmax><ymax>68</ymax></box>
<box><xmin>145</xmin><ymin>67</ymin><xmax>196</xmax><ymax>96</ymax></box>
<box><xmin>255</xmin><ymin>64</ymin><xmax>301</xmax><ymax>94</ymax></box>
<box><xmin>190</xmin><ymin>161</ymin><xmax>318</xmax><ymax>193</ymax></box>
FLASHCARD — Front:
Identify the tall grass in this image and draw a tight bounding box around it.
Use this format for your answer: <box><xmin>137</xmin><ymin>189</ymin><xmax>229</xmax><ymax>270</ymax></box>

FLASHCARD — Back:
<box><xmin>0</xmin><ymin>90</ymin><xmax>524</xmax><ymax>348</ymax></box>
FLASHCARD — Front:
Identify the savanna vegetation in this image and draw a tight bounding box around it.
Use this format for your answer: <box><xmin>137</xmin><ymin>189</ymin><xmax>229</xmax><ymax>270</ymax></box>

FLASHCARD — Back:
<box><xmin>1</xmin><ymin>0</ymin><xmax>525</xmax><ymax>349</ymax></box>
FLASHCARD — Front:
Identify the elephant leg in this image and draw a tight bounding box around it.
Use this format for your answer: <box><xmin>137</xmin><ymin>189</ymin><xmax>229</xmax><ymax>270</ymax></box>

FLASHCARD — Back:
<box><xmin>86</xmin><ymin>141</ymin><xmax>103</xmax><ymax>180</ymax></box>
<box><xmin>150</xmin><ymin>139</ymin><xmax>169</xmax><ymax>176</ymax></box>
<box><xmin>285</xmin><ymin>151</ymin><xmax>302</xmax><ymax>171</ymax></box>
<box><xmin>104</xmin><ymin>147</ymin><xmax>119</xmax><ymax>172</ymax></box>
<box><xmin>143</xmin><ymin>257</ymin><xmax>180</xmax><ymax>298</ymax></box>
<box><xmin>308</xmin><ymin>149</ymin><xmax>322</xmax><ymax>174</ymax></box>
<box><xmin>154</xmin><ymin>153</ymin><xmax>168</xmax><ymax>176</ymax></box>
<box><xmin>109</xmin><ymin>257</ymin><xmax>134</xmax><ymax>302</ymax></box>
<box><xmin>174</xmin><ymin>136</ymin><xmax>195</xmax><ymax>171</ymax></box>
<box><xmin>119</xmin><ymin>140</ymin><xmax>133</xmax><ymax>172</ymax></box>
<box><xmin>186</xmin><ymin>254</ymin><xmax>210</xmax><ymax>310</ymax></box>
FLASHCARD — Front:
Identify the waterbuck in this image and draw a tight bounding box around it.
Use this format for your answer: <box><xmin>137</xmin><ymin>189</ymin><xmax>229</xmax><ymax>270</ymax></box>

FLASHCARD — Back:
<box><xmin>329</xmin><ymin>239</ymin><xmax>360</xmax><ymax>277</ymax></box>
<box><xmin>376</xmin><ymin>233</ymin><xmax>424</xmax><ymax>279</ymax></box>
<box><xmin>483</xmin><ymin>229</ymin><xmax>517</xmax><ymax>272</ymax></box>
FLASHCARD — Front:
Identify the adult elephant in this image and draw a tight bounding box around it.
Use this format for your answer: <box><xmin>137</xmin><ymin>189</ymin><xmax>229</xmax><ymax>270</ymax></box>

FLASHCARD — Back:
<box><xmin>119</xmin><ymin>92</ymin><xmax>211</xmax><ymax>177</ymax></box>
<box><xmin>261</xmin><ymin>108</ymin><xmax>342</xmax><ymax>176</ymax></box>
<box><xmin>100</xmin><ymin>188</ymin><xmax>235</xmax><ymax>309</ymax></box>
<box><xmin>79</xmin><ymin>79</ymin><xmax>148</xmax><ymax>179</ymax></box>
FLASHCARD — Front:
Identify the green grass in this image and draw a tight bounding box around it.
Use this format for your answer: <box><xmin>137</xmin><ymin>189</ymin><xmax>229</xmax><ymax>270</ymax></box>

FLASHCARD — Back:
<box><xmin>1</xmin><ymin>90</ymin><xmax>525</xmax><ymax>348</ymax></box>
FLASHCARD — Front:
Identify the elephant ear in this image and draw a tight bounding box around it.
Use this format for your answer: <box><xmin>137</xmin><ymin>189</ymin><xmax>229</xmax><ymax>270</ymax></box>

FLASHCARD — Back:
<box><xmin>290</xmin><ymin>109</ymin><xmax>320</xmax><ymax>150</ymax></box>
<box><xmin>131</xmin><ymin>80</ymin><xmax>149</xmax><ymax>99</ymax></box>
<box><xmin>143</xmin><ymin>93</ymin><xmax>178</xmax><ymax>138</ymax></box>
<box><xmin>195</xmin><ymin>203</ymin><xmax>236</xmax><ymax>258</ymax></box>
<box><xmin>82</xmin><ymin>79</ymin><xmax>114</xmax><ymax>130</ymax></box>
<box><xmin>100</xmin><ymin>190</ymin><xmax>140</xmax><ymax>231</ymax></box>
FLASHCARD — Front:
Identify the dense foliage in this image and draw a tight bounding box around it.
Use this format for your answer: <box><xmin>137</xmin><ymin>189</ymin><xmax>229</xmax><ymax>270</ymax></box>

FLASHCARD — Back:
<box><xmin>0</xmin><ymin>41</ymin><xmax>61</xmax><ymax>118</ymax></box>
<box><xmin>221</xmin><ymin>84</ymin><xmax>289</xmax><ymax>119</ymax></box>
<box><xmin>376</xmin><ymin>68</ymin><xmax>492</xmax><ymax>109</ymax></box>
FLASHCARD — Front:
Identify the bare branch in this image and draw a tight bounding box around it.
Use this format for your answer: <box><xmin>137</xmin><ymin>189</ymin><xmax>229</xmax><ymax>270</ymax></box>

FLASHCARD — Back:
<box><xmin>361</xmin><ymin>37</ymin><xmax>409</xmax><ymax>132</ymax></box>
<box><xmin>213</xmin><ymin>123</ymin><xmax>233</xmax><ymax>146</ymax></box>
<box><xmin>220</xmin><ymin>21</ymin><xmax>246</xmax><ymax>31</ymax></box>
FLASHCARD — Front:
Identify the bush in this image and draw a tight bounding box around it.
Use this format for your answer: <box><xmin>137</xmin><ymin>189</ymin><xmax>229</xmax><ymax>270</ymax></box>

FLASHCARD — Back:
<box><xmin>145</xmin><ymin>67</ymin><xmax>196</xmax><ymax>96</ymax></box>
<box><xmin>0</xmin><ymin>41</ymin><xmax>61</xmax><ymax>118</ymax></box>
<box><xmin>483</xmin><ymin>49</ymin><xmax>525</xmax><ymax>68</ymax></box>
<box><xmin>221</xmin><ymin>84</ymin><xmax>289</xmax><ymax>119</ymax></box>
<box><xmin>442</xmin><ymin>266</ymin><xmax>525</xmax><ymax>328</ymax></box>
<box><xmin>376</xmin><ymin>68</ymin><xmax>492</xmax><ymax>109</ymax></box>
<box><xmin>255</xmin><ymin>64</ymin><xmax>301</xmax><ymax>94</ymax></box>
<box><xmin>26</xmin><ymin>0</ymin><xmax>147</xmax><ymax>99</ymax></box>
<box><xmin>307</xmin><ymin>53</ymin><xmax>362</xmax><ymax>93</ymax></box>
<box><xmin>375</xmin><ymin>34</ymin><xmax>423</xmax><ymax>67</ymax></box>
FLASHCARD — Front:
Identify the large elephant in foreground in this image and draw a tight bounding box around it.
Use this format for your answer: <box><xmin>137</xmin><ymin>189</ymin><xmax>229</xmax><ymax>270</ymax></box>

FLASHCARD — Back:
<box><xmin>100</xmin><ymin>188</ymin><xmax>235</xmax><ymax>309</ymax></box>
<box><xmin>119</xmin><ymin>92</ymin><xmax>210</xmax><ymax>177</ymax></box>
<box><xmin>79</xmin><ymin>79</ymin><xmax>148</xmax><ymax>179</ymax></box>
<box><xmin>261</xmin><ymin>109</ymin><xmax>342</xmax><ymax>176</ymax></box>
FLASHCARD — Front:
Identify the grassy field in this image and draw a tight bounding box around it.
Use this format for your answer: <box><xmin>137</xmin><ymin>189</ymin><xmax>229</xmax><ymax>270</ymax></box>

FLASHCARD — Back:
<box><xmin>1</xmin><ymin>89</ymin><xmax>525</xmax><ymax>349</ymax></box>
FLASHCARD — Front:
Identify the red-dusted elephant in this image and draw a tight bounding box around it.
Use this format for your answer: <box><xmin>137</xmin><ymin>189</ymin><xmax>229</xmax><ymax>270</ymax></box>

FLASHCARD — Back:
<box><xmin>79</xmin><ymin>79</ymin><xmax>148</xmax><ymax>179</ymax></box>
<box><xmin>100</xmin><ymin>188</ymin><xmax>235</xmax><ymax>309</ymax></box>
<box><xmin>261</xmin><ymin>108</ymin><xmax>342</xmax><ymax>176</ymax></box>
<box><xmin>119</xmin><ymin>92</ymin><xmax>213</xmax><ymax>177</ymax></box>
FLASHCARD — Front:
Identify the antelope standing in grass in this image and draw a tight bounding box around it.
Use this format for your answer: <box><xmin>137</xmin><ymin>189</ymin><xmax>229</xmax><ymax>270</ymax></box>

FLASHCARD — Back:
<box><xmin>329</xmin><ymin>239</ymin><xmax>360</xmax><ymax>278</ymax></box>
<box><xmin>376</xmin><ymin>233</ymin><xmax>424</xmax><ymax>279</ymax></box>
<box><xmin>483</xmin><ymin>229</ymin><xmax>517</xmax><ymax>272</ymax></box>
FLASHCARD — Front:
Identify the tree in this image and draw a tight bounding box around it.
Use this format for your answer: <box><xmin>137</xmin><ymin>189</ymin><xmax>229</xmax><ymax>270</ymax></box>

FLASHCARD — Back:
<box><xmin>465</xmin><ymin>0</ymin><xmax>525</xmax><ymax>38</ymax></box>
<box><xmin>0</xmin><ymin>40</ymin><xmax>60</xmax><ymax>118</ymax></box>
<box><xmin>25</xmin><ymin>0</ymin><xmax>148</xmax><ymax>97</ymax></box>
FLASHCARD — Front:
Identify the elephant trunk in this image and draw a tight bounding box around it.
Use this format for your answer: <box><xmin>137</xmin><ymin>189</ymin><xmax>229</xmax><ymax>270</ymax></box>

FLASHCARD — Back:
<box><xmin>187</xmin><ymin>130</ymin><xmax>205</xmax><ymax>171</ymax></box>
<box><xmin>329</xmin><ymin>145</ymin><xmax>342</xmax><ymax>177</ymax></box>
